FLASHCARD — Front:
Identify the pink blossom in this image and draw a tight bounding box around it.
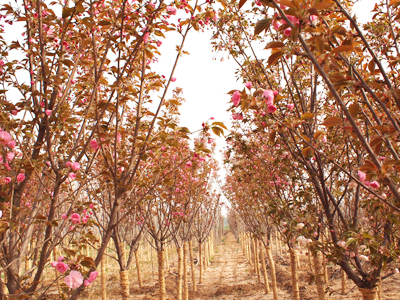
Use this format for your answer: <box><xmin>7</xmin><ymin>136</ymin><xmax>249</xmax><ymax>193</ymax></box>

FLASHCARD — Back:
<box><xmin>0</xmin><ymin>60</ymin><xmax>4</xmax><ymax>66</ymax></box>
<box><xmin>0</xmin><ymin>131</ymin><xmax>11</xmax><ymax>145</ymax></box>
<box><xmin>70</xmin><ymin>213</ymin><xmax>80</xmax><ymax>224</ymax></box>
<box><xmin>267</xmin><ymin>104</ymin><xmax>277</xmax><ymax>114</ymax></box>
<box><xmin>40</xmin><ymin>102</ymin><xmax>45</xmax><ymax>108</ymax></box>
<box><xmin>284</xmin><ymin>27</ymin><xmax>292</xmax><ymax>37</ymax></box>
<box><xmin>273</xmin><ymin>20</ymin><xmax>282</xmax><ymax>30</ymax></box>
<box><xmin>84</xmin><ymin>280</ymin><xmax>91</xmax><ymax>287</ymax></box>
<box><xmin>370</xmin><ymin>181</ymin><xmax>380</xmax><ymax>189</ymax></box>
<box><xmin>310</xmin><ymin>15</ymin><xmax>318</xmax><ymax>23</ymax></box>
<box><xmin>55</xmin><ymin>262</ymin><xmax>69</xmax><ymax>273</ymax></box>
<box><xmin>68</xmin><ymin>172</ymin><xmax>76</xmax><ymax>180</ymax></box>
<box><xmin>90</xmin><ymin>139</ymin><xmax>100</xmax><ymax>150</ymax></box>
<box><xmin>61</xmin><ymin>213</ymin><xmax>68</xmax><ymax>220</ymax></box>
<box><xmin>232</xmin><ymin>113</ymin><xmax>243</xmax><ymax>120</ymax></box>
<box><xmin>11</xmin><ymin>110</ymin><xmax>18</xmax><ymax>115</ymax></box>
<box><xmin>71</xmin><ymin>162</ymin><xmax>80</xmax><ymax>171</ymax></box>
<box><xmin>6</xmin><ymin>152</ymin><xmax>14</xmax><ymax>161</ymax></box>
<box><xmin>45</xmin><ymin>110</ymin><xmax>52</xmax><ymax>116</ymax></box>
<box><xmin>58</xmin><ymin>255</ymin><xmax>64</xmax><ymax>262</ymax></box>
<box><xmin>66</xmin><ymin>161</ymin><xmax>72</xmax><ymax>167</ymax></box>
<box><xmin>143</xmin><ymin>32</ymin><xmax>149</xmax><ymax>43</ymax></box>
<box><xmin>358</xmin><ymin>171</ymin><xmax>366</xmax><ymax>182</ymax></box>
<box><xmin>4</xmin><ymin>177</ymin><xmax>11</xmax><ymax>184</ymax></box>
<box><xmin>287</xmin><ymin>103</ymin><xmax>294</xmax><ymax>110</ymax></box>
<box><xmin>245</xmin><ymin>82</ymin><xmax>252</xmax><ymax>89</ymax></box>
<box><xmin>337</xmin><ymin>240</ymin><xmax>346</xmax><ymax>248</ymax></box>
<box><xmin>17</xmin><ymin>173</ymin><xmax>25</xmax><ymax>182</ymax></box>
<box><xmin>89</xmin><ymin>203</ymin><xmax>94</xmax><ymax>209</ymax></box>
<box><xmin>232</xmin><ymin>91</ymin><xmax>241</xmax><ymax>106</ymax></box>
<box><xmin>64</xmin><ymin>270</ymin><xmax>84</xmax><ymax>289</ymax></box>
<box><xmin>157</xmin><ymin>40</ymin><xmax>162</xmax><ymax>47</ymax></box>
<box><xmin>263</xmin><ymin>90</ymin><xmax>275</xmax><ymax>106</ymax></box>
<box><xmin>171</xmin><ymin>77</ymin><xmax>176</xmax><ymax>82</ymax></box>
<box><xmin>88</xmin><ymin>271</ymin><xmax>98</xmax><ymax>283</ymax></box>
<box><xmin>51</xmin><ymin>261</ymin><xmax>58</xmax><ymax>267</ymax></box>
<box><xmin>287</xmin><ymin>15</ymin><xmax>300</xmax><ymax>25</ymax></box>
<box><xmin>7</xmin><ymin>141</ymin><xmax>16</xmax><ymax>149</ymax></box>
<box><xmin>186</xmin><ymin>161</ymin><xmax>192</xmax><ymax>168</ymax></box>
<box><xmin>166</xmin><ymin>6</ymin><xmax>177</xmax><ymax>15</ymax></box>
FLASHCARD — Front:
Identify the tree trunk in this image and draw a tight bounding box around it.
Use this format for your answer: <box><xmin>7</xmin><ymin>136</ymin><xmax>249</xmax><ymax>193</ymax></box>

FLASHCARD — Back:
<box><xmin>101</xmin><ymin>256</ymin><xmax>107</xmax><ymax>300</ymax></box>
<box><xmin>176</xmin><ymin>247</ymin><xmax>183</xmax><ymax>300</ymax></box>
<box><xmin>183</xmin><ymin>242</ymin><xmax>189</xmax><ymax>300</ymax></box>
<box><xmin>189</xmin><ymin>240</ymin><xmax>197</xmax><ymax>292</ymax></box>
<box><xmin>165</xmin><ymin>246</ymin><xmax>169</xmax><ymax>271</ymax></box>
<box><xmin>260</xmin><ymin>242</ymin><xmax>270</xmax><ymax>294</ymax></box>
<box><xmin>255</xmin><ymin>239</ymin><xmax>260</xmax><ymax>282</ymax></box>
<box><xmin>290</xmin><ymin>249</ymin><xmax>300</xmax><ymax>300</ymax></box>
<box><xmin>199</xmin><ymin>242</ymin><xmax>203</xmax><ymax>284</ymax></box>
<box><xmin>341</xmin><ymin>269</ymin><xmax>346</xmax><ymax>294</ymax></box>
<box><xmin>135</xmin><ymin>250</ymin><xmax>143</xmax><ymax>288</ymax></box>
<box><xmin>265</xmin><ymin>246</ymin><xmax>278</xmax><ymax>300</ymax></box>
<box><xmin>119</xmin><ymin>271</ymin><xmax>130</xmax><ymax>300</ymax></box>
<box><xmin>204</xmin><ymin>239</ymin><xmax>208</xmax><ymax>270</ymax></box>
<box><xmin>313</xmin><ymin>252</ymin><xmax>325</xmax><ymax>300</ymax></box>
<box><xmin>248</xmin><ymin>236</ymin><xmax>253</xmax><ymax>265</ymax></box>
<box><xmin>157</xmin><ymin>250</ymin><xmax>166</xmax><ymax>300</ymax></box>
<box><xmin>358</xmin><ymin>287</ymin><xmax>379</xmax><ymax>300</ymax></box>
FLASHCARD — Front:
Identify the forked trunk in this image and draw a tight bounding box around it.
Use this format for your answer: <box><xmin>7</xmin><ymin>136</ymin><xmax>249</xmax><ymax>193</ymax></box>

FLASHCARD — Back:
<box><xmin>157</xmin><ymin>250</ymin><xmax>166</xmax><ymax>300</ymax></box>
<box><xmin>260</xmin><ymin>242</ymin><xmax>270</xmax><ymax>294</ymax></box>
<box><xmin>176</xmin><ymin>247</ymin><xmax>183</xmax><ymax>300</ymax></box>
<box><xmin>289</xmin><ymin>249</ymin><xmax>300</xmax><ymax>300</ymax></box>
<box><xmin>358</xmin><ymin>287</ymin><xmax>379</xmax><ymax>300</ymax></box>
<box><xmin>265</xmin><ymin>246</ymin><xmax>278</xmax><ymax>300</ymax></box>
<box><xmin>189</xmin><ymin>240</ymin><xmax>197</xmax><ymax>292</ymax></box>
<box><xmin>183</xmin><ymin>242</ymin><xmax>189</xmax><ymax>300</ymax></box>
<box><xmin>135</xmin><ymin>250</ymin><xmax>143</xmax><ymax>288</ymax></box>
<box><xmin>199</xmin><ymin>242</ymin><xmax>203</xmax><ymax>283</ymax></box>
<box><xmin>313</xmin><ymin>251</ymin><xmax>325</xmax><ymax>300</ymax></box>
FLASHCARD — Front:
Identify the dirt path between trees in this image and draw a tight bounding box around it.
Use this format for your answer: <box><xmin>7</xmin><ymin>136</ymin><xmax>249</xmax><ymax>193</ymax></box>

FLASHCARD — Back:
<box><xmin>191</xmin><ymin>232</ymin><xmax>291</xmax><ymax>300</ymax></box>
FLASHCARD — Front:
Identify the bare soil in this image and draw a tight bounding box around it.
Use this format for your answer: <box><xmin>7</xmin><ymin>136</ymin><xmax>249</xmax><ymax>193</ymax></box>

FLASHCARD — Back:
<box><xmin>77</xmin><ymin>232</ymin><xmax>400</xmax><ymax>299</ymax></box>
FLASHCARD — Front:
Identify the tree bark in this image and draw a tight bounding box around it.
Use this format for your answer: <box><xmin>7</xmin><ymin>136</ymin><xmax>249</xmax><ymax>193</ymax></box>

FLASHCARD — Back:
<box><xmin>290</xmin><ymin>249</ymin><xmax>300</xmax><ymax>300</ymax></box>
<box><xmin>189</xmin><ymin>240</ymin><xmax>197</xmax><ymax>292</ymax></box>
<box><xmin>119</xmin><ymin>271</ymin><xmax>130</xmax><ymax>300</ymax></box>
<box><xmin>313</xmin><ymin>252</ymin><xmax>326</xmax><ymax>300</ymax></box>
<box><xmin>358</xmin><ymin>287</ymin><xmax>379</xmax><ymax>300</ymax></box>
<box><xmin>265</xmin><ymin>246</ymin><xmax>278</xmax><ymax>300</ymax></box>
<box><xmin>341</xmin><ymin>269</ymin><xmax>346</xmax><ymax>294</ymax></box>
<box><xmin>183</xmin><ymin>242</ymin><xmax>189</xmax><ymax>300</ymax></box>
<box><xmin>157</xmin><ymin>250</ymin><xmax>166</xmax><ymax>300</ymax></box>
<box><xmin>260</xmin><ymin>242</ymin><xmax>270</xmax><ymax>294</ymax></box>
<box><xmin>176</xmin><ymin>247</ymin><xmax>183</xmax><ymax>300</ymax></box>
<box><xmin>255</xmin><ymin>239</ymin><xmax>260</xmax><ymax>282</ymax></box>
<box><xmin>199</xmin><ymin>242</ymin><xmax>203</xmax><ymax>284</ymax></box>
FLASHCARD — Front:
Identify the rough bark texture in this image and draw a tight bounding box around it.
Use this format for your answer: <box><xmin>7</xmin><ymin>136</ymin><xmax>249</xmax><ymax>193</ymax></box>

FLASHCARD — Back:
<box><xmin>135</xmin><ymin>250</ymin><xmax>143</xmax><ymax>288</ymax></box>
<box><xmin>290</xmin><ymin>249</ymin><xmax>300</xmax><ymax>300</ymax></box>
<box><xmin>176</xmin><ymin>247</ymin><xmax>183</xmax><ymax>300</ymax></box>
<box><xmin>358</xmin><ymin>287</ymin><xmax>379</xmax><ymax>300</ymax></box>
<box><xmin>157</xmin><ymin>250</ymin><xmax>166</xmax><ymax>300</ymax></box>
<box><xmin>266</xmin><ymin>246</ymin><xmax>278</xmax><ymax>300</ymax></box>
<box><xmin>189</xmin><ymin>240</ymin><xmax>197</xmax><ymax>292</ymax></box>
<box><xmin>260</xmin><ymin>242</ymin><xmax>270</xmax><ymax>294</ymax></box>
<box><xmin>199</xmin><ymin>242</ymin><xmax>203</xmax><ymax>284</ymax></box>
<box><xmin>119</xmin><ymin>271</ymin><xmax>130</xmax><ymax>300</ymax></box>
<box><xmin>101</xmin><ymin>256</ymin><xmax>106</xmax><ymax>300</ymax></box>
<box><xmin>313</xmin><ymin>252</ymin><xmax>326</xmax><ymax>300</ymax></box>
<box><xmin>183</xmin><ymin>242</ymin><xmax>189</xmax><ymax>300</ymax></box>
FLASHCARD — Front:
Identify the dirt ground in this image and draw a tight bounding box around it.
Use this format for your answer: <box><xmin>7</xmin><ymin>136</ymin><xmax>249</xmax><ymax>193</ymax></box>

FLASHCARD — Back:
<box><xmin>80</xmin><ymin>231</ymin><xmax>400</xmax><ymax>299</ymax></box>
